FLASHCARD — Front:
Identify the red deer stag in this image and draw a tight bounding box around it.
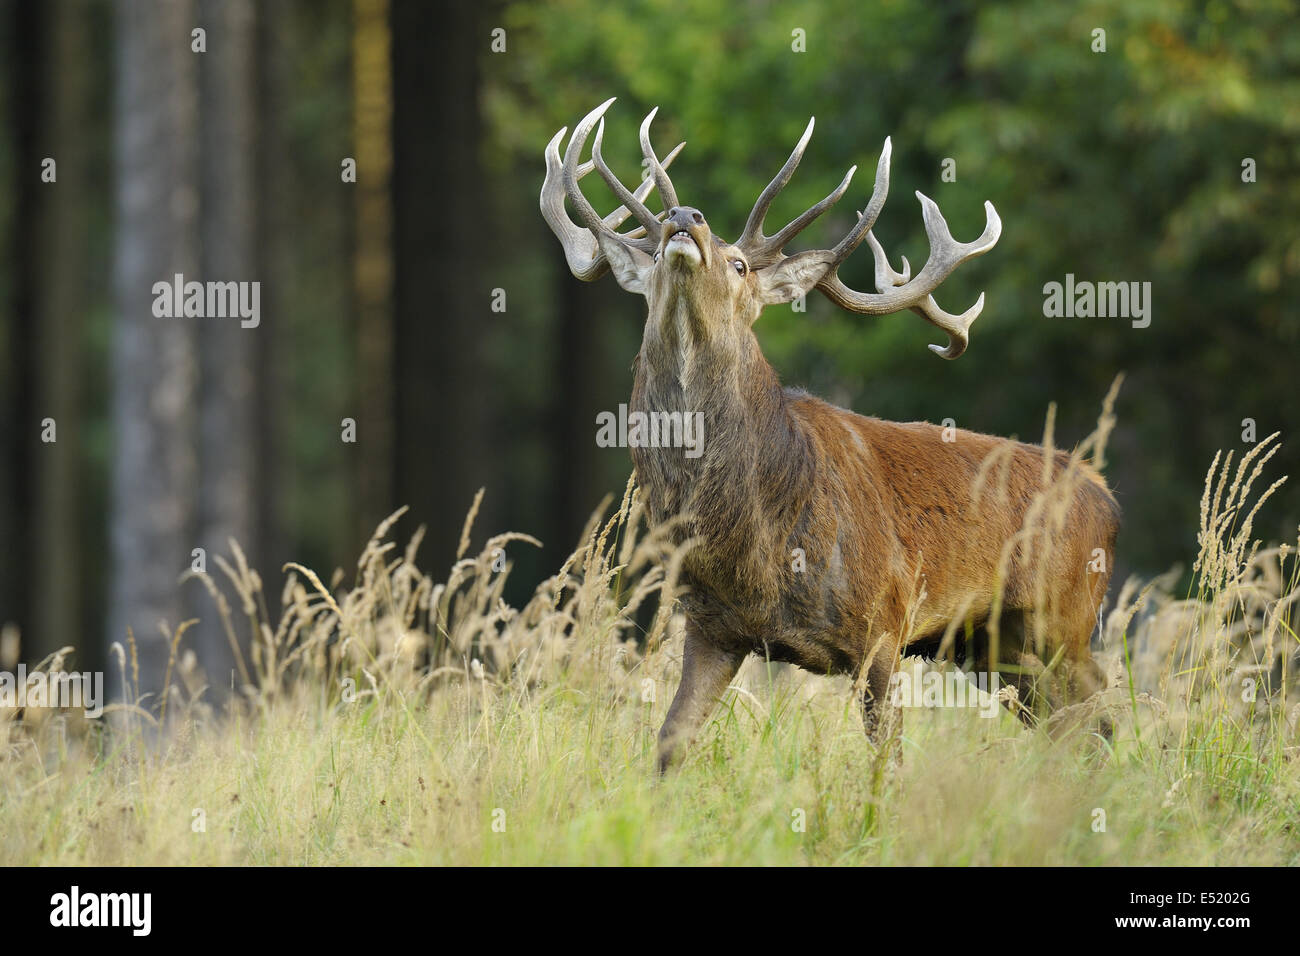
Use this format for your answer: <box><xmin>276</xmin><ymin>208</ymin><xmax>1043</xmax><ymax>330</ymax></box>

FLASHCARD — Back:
<box><xmin>541</xmin><ymin>100</ymin><xmax>1119</xmax><ymax>772</ymax></box>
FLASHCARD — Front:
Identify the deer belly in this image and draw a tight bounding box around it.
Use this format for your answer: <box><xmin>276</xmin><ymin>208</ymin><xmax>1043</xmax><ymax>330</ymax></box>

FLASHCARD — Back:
<box><xmin>750</xmin><ymin>634</ymin><xmax>857</xmax><ymax>675</ymax></box>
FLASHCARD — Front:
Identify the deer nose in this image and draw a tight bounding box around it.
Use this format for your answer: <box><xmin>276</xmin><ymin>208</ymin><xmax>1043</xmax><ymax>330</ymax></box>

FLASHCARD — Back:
<box><xmin>665</xmin><ymin>206</ymin><xmax>706</xmax><ymax>231</ymax></box>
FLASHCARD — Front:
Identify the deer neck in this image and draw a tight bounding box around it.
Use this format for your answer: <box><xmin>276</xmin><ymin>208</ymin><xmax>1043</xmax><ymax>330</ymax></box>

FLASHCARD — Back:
<box><xmin>630</xmin><ymin>299</ymin><xmax>812</xmax><ymax>568</ymax></box>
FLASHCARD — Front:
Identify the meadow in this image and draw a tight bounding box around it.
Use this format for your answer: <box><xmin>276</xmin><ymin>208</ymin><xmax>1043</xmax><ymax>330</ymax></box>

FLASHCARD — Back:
<box><xmin>2</xmin><ymin>431</ymin><xmax>1298</xmax><ymax>866</ymax></box>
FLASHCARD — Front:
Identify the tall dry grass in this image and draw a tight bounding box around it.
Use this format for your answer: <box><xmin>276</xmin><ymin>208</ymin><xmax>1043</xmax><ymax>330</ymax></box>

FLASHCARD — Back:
<box><xmin>2</xmin><ymin>407</ymin><xmax>1298</xmax><ymax>864</ymax></box>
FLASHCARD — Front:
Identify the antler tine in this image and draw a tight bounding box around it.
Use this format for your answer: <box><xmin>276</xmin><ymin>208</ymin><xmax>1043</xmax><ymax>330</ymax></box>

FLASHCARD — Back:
<box><xmin>606</xmin><ymin>141</ymin><xmax>683</xmax><ymax>238</ymax></box>
<box><xmin>737</xmin><ymin>118</ymin><xmax>865</xmax><ymax>269</ymax></box>
<box><xmin>560</xmin><ymin>99</ymin><xmax>622</xmax><ymax>235</ymax></box>
<box><xmin>746</xmin><ymin>164</ymin><xmax>857</xmax><ymax>269</ymax></box>
<box><xmin>592</xmin><ymin>119</ymin><xmax>662</xmax><ymax>250</ymax></box>
<box><xmin>826</xmin><ymin>137</ymin><xmax>894</xmax><ymax>261</ymax></box>
<box><xmin>771</xmin><ymin>159</ymin><xmax>855</xmax><ymax>234</ymax></box>
<box><xmin>738</xmin><ymin>117</ymin><xmax>813</xmax><ymax>250</ymax></box>
<box><xmin>639</xmin><ymin>108</ymin><xmax>679</xmax><ymax>212</ymax></box>
<box><xmin>817</xmin><ymin>190</ymin><xmax>1002</xmax><ymax>359</ymax></box>
<box><xmin>541</xmin><ymin>122</ymin><xmax>609</xmax><ymax>281</ymax></box>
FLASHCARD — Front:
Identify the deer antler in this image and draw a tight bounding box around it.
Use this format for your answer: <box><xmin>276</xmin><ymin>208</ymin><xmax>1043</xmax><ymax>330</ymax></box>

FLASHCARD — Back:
<box><xmin>639</xmin><ymin>107</ymin><xmax>679</xmax><ymax>213</ymax></box>
<box><xmin>540</xmin><ymin>98</ymin><xmax>684</xmax><ymax>281</ymax></box>
<box><xmin>737</xmin><ymin>118</ymin><xmax>859</xmax><ymax>270</ymax></box>
<box><xmin>738</xmin><ymin>122</ymin><xmax>1001</xmax><ymax>359</ymax></box>
<box><xmin>818</xmin><ymin>184</ymin><xmax>1002</xmax><ymax>360</ymax></box>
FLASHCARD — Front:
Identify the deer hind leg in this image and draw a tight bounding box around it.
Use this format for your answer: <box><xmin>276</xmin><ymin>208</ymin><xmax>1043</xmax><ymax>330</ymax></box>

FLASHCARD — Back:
<box><xmin>1030</xmin><ymin>589</ymin><xmax>1108</xmax><ymax>706</ymax></box>
<box><xmin>656</xmin><ymin>618</ymin><xmax>745</xmax><ymax>775</ymax></box>
<box><xmin>1043</xmin><ymin>593</ymin><xmax>1114</xmax><ymax>739</ymax></box>
<box><xmin>975</xmin><ymin>604</ymin><xmax>1107</xmax><ymax>729</ymax></box>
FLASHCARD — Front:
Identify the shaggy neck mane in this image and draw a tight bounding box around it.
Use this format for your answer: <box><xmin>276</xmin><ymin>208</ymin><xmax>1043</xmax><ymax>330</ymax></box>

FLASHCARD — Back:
<box><xmin>630</xmin><ymin>315</ymin><xmax>814</xmax><ymax>597</ymax></box>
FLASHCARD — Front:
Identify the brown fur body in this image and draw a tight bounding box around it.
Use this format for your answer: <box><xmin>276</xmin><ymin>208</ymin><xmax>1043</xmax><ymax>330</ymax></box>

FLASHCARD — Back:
<box><xmin>635</xmin><ymin>365</ymin><xmax>1119</xmax><ymax>673</ymax></box>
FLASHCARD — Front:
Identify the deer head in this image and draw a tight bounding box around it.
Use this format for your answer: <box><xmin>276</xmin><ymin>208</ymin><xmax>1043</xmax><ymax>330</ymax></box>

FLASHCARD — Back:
<box><xmin>541</xmin><ymin>98</ymin><xmax>1002</xmax><ymax>359</ymax></box>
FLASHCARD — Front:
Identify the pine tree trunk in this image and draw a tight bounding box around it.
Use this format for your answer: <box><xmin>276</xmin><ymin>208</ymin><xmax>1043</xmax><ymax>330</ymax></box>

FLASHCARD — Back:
<box><xmin>107</xmin><ymin>0</ymin><xmax>200</xmax><ymax>703</ymax></box>
<box><xmin>193</xmin><ymin>0</ymin><xmax>258</xmax><ymax>694</ymax></box>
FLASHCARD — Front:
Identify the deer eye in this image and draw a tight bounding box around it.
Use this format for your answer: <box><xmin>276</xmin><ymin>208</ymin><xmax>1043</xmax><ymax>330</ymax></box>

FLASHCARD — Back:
<box><xmin>733</xmin><ymin>259</ymin><xmax>747</xmax><ymax>276</ymax></box>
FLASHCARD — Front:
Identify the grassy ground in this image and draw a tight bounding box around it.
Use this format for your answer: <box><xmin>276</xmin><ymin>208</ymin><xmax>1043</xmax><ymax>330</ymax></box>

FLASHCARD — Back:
<box><xmin>3</xmin><ymin>652</ymin><xmax>1297</xmax><ymax>865</ymax></box>
<box><xmin>3</xmin><ymin>436</ymin><xmax>1298</xmax><ymax>865</ymax></box>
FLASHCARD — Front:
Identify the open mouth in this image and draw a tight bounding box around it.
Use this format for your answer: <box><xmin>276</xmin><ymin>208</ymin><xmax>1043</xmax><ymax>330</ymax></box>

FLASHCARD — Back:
<box><xmin>663</xmin><ymin>229</ymin><xmax>702</xmax><ymax>266</ymax></box>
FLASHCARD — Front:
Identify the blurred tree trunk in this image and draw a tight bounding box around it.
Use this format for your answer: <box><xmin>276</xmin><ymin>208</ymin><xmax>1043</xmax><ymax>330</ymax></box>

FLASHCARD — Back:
<box><xmin>0</xmin><ymin>0</ymin><xmax>40</xmax><ymax>646</ymax></box>
<box><xmin>107</xmin><ymin>0</ymin><xmax>200</xmax><ymax>702</ymax></box>
<box><xmin>351</xmin><ymin>0</ymin><xmax>394</xmax><ymax>548</ymax></box>
<box><xmin>391</xmin><ymin>0</ymin><xmax>493</xmax><ymax>567</ymax></box>
<box><xmin>193</xmin><ymin>0</ymin><xmax>258</xmax><ymax>693</ymax></box>
<box><xmin>30</xmin><ymin>0</ymin><xmax>94</xmax><ymax>664</ymax></box>
<box><xmin>252</xmin><ymin>0</ymin><xmax>288</xmax><ymax>603</ymax></box>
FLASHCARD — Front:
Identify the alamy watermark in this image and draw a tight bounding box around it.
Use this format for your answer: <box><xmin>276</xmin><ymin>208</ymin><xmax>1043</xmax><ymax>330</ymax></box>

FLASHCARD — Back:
<box><xmin>596</xmin><ymin>404</ymin><xmax>705</xmax><ymax>458</ymax></box>
<box><xmin>889</xmin><ymin>666</ymin><xmax>1001</xmax><ymax>718</ymax></box>
<box><xmin>0</xmin><ymin>665</ymin><xmax>103</xmax><ymax>718</ymax></box>
<box><xmin>50</xmin><ymin>886</ymin><xmax>151</xmax><ymax>936</ymax></box>
<box><xmin>1042</xmin><ymin>274</ymin><xmax>1151</xmax><ymax>328</ymax></box>
<box><xmin>151</xmin><ymin>273</ymin><xmax>260</xmax><ymax>328</ymax></box>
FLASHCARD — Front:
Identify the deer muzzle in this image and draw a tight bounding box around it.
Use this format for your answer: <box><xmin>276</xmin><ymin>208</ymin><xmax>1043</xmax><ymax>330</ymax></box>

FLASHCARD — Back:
<box><xmin>661</xmin><ymin>206</ymin><xmax>710</xmax><ymax>269</ymax></box>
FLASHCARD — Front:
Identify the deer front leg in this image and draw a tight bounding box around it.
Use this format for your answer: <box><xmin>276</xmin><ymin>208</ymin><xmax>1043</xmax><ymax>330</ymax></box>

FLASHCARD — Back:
<box><xmin>858</xmin><ymin>633</ymin><xmax>902</xmax><ymax>748</ymax></box>
<box><xmin>657</xmin><ymin>620</ymin><xmax>744</xmax><ymax>774</ymax></box>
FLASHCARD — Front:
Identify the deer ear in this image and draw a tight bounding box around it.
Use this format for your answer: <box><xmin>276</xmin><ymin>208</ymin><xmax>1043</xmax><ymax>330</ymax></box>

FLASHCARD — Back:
<box><xmin>594</xmin><ymin>231</ymin><xmax>653</xmax><ymax>296</ymax></box>
<box><xmin>755</xmin><ymin>251</ymin><xmax>834</xmax><ymax>305</ymax></box>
